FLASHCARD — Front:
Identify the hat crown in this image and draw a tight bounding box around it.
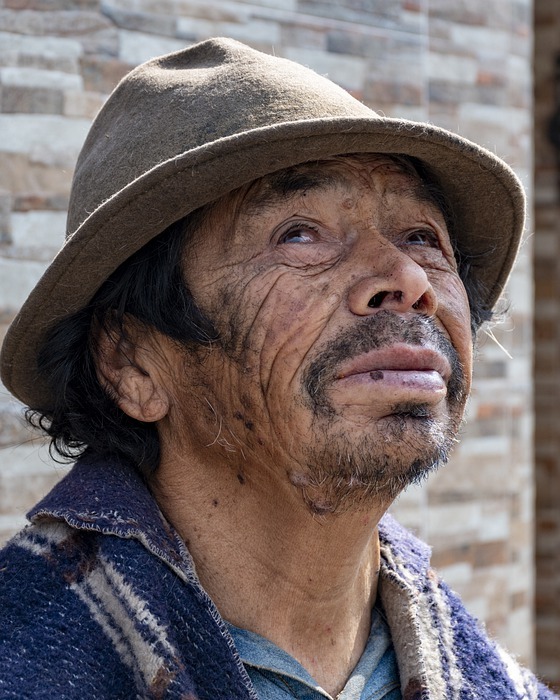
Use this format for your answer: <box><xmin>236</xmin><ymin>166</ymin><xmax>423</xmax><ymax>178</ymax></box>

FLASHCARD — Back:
<box><xmin>68</xmin><ymin>37</ymin><xmax>373</xmax><ymax>236</ymax></box>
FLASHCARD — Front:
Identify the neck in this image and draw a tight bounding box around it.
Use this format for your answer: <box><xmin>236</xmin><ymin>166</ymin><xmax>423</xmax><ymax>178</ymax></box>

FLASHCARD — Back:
<box><xmin>150</xmin><ymin>445</ymin><xmax>386</xmax><ymax>696</ymax></box>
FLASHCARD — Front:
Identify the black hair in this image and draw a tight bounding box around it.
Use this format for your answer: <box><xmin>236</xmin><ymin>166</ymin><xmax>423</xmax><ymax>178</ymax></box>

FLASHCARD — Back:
<box><xmin>27</xmin><ymin>156</ymin><xmax>493</xmax><ymax>476</ymax></box>
<box><xmin>27</xmin><ymin>212</ymin><xmax>217</xmax><ymax>476</ymax></box>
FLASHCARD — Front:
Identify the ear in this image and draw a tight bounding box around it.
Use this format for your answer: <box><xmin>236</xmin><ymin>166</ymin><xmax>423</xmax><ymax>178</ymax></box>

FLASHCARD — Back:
<box><xmin>94</xmin><ymin>319</ymin><xmax>172</xmax><ymax>423</ymax></box>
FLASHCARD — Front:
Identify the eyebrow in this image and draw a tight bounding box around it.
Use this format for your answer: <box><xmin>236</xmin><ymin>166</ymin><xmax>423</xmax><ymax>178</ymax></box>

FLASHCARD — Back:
<box><xmin>243</xmin><ymin>170</ymin><xmax>340</xmax><ymax>214</ymax></box>
<box><xmin>243</xmin><ymin>163</ymin><xmax>449</xmax><ymax>225</ymax></box>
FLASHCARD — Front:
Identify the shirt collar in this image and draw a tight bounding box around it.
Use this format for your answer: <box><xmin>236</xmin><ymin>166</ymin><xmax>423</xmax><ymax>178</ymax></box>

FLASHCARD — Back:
<box><xmin>27</xmin><ymin>453</ymin><xmax>198</xmax><ymax>583</ymax></box>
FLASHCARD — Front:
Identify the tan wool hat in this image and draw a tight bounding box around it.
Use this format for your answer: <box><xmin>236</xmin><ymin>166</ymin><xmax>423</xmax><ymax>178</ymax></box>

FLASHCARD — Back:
<box><xmin>1</xmin><ymin>37</ymin><xmax>525</xmax><ymax>410</ymax></box>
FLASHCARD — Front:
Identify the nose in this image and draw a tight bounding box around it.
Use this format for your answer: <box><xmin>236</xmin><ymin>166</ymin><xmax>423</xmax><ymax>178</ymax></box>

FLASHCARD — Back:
<box><xmin>347</xmin><ymin>240</ymin><xmax>438</xmax><ymax>317</ymax></box>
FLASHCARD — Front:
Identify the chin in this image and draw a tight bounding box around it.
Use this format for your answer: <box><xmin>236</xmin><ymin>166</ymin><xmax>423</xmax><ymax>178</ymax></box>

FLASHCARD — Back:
<box><xmin>291</xmin><ymin>408</ymin><xmax>460</xmax><ymax>516</ymax></box>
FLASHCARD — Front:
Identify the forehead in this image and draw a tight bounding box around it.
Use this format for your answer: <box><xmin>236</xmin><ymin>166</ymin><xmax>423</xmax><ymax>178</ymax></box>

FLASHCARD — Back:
<box><xmin>242</xmin><ymin>154</ymin><xmax>440</xmax><ymax>214</ymax></box>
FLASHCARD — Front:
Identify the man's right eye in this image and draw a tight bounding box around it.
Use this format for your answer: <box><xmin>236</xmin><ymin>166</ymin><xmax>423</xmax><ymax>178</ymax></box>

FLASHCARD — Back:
<box><xmin>279</xmin><ymin>223</ymin><xmax>319</xmax><ymax>244</ymax></box>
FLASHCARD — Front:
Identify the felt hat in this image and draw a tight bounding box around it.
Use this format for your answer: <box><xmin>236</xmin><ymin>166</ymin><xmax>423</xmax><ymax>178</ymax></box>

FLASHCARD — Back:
<box><xmin>1</xmin><ymin>37</ymin><xmax>525</xmax><ymax>410</ymax></box>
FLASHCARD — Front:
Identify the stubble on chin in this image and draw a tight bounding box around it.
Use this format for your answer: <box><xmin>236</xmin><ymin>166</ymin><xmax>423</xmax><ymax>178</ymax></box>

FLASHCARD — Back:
<box><xmin>292</xmin><ymin>312</ymin><xmax>468</xmax><ymax>516</ymax></box>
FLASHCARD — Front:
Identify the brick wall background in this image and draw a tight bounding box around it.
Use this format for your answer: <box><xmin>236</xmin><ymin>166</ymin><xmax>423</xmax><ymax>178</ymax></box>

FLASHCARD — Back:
<box><xmin>0</xmin><ymin>0</ymin><xmax>547</xmax><ymax>683</ymax></box>
<box><xmin>534</xmin><ymin>0</ymin><xmax>560</xmax><ymax>688</ymax></box>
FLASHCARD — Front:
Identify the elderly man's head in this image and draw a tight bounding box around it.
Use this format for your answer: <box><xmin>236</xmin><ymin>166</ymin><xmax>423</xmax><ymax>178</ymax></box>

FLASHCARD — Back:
<box><xmin>32</xmin><ymin>153</ymin><xmax>475</xmax><ymax>514</ymax></box>
<box><xmin>0</xmin><ymin>39</ymin><xmax>524</xmax><ymax>517</ymax></box>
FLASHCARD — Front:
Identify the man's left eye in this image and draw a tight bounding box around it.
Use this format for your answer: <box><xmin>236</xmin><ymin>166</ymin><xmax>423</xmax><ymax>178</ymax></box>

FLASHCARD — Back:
<box><xmin>405</xmin><ymin>229</ymin><xmax>440</xmax><ymax>247</ymax></box>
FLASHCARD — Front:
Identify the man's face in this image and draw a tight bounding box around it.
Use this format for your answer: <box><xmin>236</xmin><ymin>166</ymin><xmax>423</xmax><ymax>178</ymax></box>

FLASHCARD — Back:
<box><xmin>173</xmin><ymin>155</ymin><xmax>473</xmax><ymax>514</ymax></box>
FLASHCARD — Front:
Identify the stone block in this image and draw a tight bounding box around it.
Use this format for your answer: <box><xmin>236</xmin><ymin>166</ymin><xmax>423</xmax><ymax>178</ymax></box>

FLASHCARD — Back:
<box><xmin>428</xmin><ymin>52</ymin><xmax>478</xmax><ymax>84</ymax></box>
<box><xmin>457</xmin><ymin>103</ymin><xmax>528</xmax><ymax>158</ymax></box>
<box><xmin>0</xmin><ymin>114</ymin><xmax>90</xmax><ymax>167</ymax></box>
<box><xmin>460</xmin><ymin>594</ymin><xmax>488</xmax><ymax>623</ymax></box>
<box><xmin>142</xmin><ymin>0</ymin><xmax>251</xmax><ymax>23</ymax></box>
<box><xmin>0</xmin><ymin>32</ymin><xmax>83</xmax><ymax>72</ymax></box>
<box><xmin>449</xmin><ymin>24</ymin><xmax>509</xmax><ymax>53</ymax></box>
<box><xmin>327</xmin><ymin>30</ymin><xmax>376</xmax><ymax>58</ymax></box>
<box><xmin>437</xmin><ymin>562</ymin><xmax>473</xmax><ymax>590</ymax></box>
<box><xmin>79</xmin><ymin>27</ymin><xmax>120</xmax><ymax>57</ymax></box>
<box><xmin>0</xmin><ymin>190</ymin><xmax>11</xmax><ymax>243</ymax></box>
<box><xmin>297</xmin><ymin>0</ymin><xmax>418</xmax><ymax>31</ymax></box>
<box><xmin>10</xmin><ymin>210</ymin><xmax>66</xmax><ymax>250</ymax></box>
<box><xmin>364</xmin><ymin>80</ymin><xmax>422</xmax><ymax>107</ymax></box>
<box><xmin>428</xmin><ymin>0</ymin><xmax>513</xmax><ymax>29</ymax></box>
<box><xmin>4</xmin><ymin>0</ymin><xmax>99</xmax><ymax>9</ymax></box>
<box><xmin>283</xmin><ymin>46</ymin><xmax>366</xmax><ymax>91</ymax></box>
<box><xmin>101</xmin><ymin>5</ymin><xmax>178</xmax><ymax>37</ymax></box>
<box><xmin>472</xmin><ymin>540</ymin><xmax>508</xmax><ymax>568</ymax></box>
<box><xmin>176</xmin><ymin>16</ymin><xmax>280</xmax><ymax>49</ymax></box>
<box><xmin>0</xmin><ymin>461</ymin><xmax>68</xmax><ymax>515</ymax></box>
<box><xmin>63</xmin><ymin>89</ymin><xmax>105</xmax><ymax>119</ymax></box>
<box><xmin>0</xmin><ymin>66</ymin><xmax>82</xmax><ymax>90</ymax></box>
<box><xmin>1</xmin><ymin>85</ymin><xmax>63</xmax><ymax>114</ymax></box>
<box><xmin>13</xmin><ymin>193</ymin><xmax>69</xmax><ymax>211</ymax></box>
<box><xmin>0</xmin><ymin>513</ymin><xmax>28</xmax><ymax>546</ymax></box>
<box><xmin>241</xmin><ymin>0</ymin><xmax>297</xmax><ymax>8</ymax></box>
<box><xmin>80</xmin><ymin>55</ymin><xmax>130</xmax><ymax>94</ymax></box>
<box><xmin>426</xmin><ymin>501</ymin><xmax>481</xmax><ymax>541</ymax></box>
<box><xmin>387</xmin><ymin>104</ymin><xmax>426</xmax><ymax>121</ymax></box>
<box><xmin>477</xmin><ymin>508</ymin><xmax>510</xmax><ymax>542</ymax></box>
<box><xmin>431</xmin><ymin>542</ymin><xmax>473</xmax><ymax>569</ymax></box>
<box><xmin>281</xmin><ymin>25</ymin><xmax>326</xmax><ymax>51</ymax></box>
<box><xmin>0</xmin><ymin>9</ymin><xmax>113</xmax><ymax>37</ymax></box>
<box><xmin>0</xmin><ymin>257</ymin><xmax>48</xmax><ymax>314</ymax></box>
<box><xmin>118</xmin><ymin>29</ymin><xmax>188</xmax><ymax>65</ymax></box>
<box><xmin>0</xmin><ymin>400</ymin><xmax>39</xmax><ymax>448</ymax></box>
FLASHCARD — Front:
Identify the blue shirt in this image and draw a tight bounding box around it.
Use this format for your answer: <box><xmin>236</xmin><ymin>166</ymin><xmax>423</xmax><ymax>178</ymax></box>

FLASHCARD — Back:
<box><xmin>228</xmin><ymin>606</ymin><xmax>402</xmax><ymax>700</ymax></box>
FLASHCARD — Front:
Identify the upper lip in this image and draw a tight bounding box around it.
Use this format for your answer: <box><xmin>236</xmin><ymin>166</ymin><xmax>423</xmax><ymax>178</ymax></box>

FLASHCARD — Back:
<box><xmin>336</xmin><ymin>344</ymin><xmax>452</xmax><ymax>382</ymax></box>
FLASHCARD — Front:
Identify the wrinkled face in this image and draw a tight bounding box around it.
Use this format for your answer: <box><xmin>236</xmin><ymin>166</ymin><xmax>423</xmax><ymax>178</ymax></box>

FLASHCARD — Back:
<box><xmin>177</xmin><ymin>155</ymin><xmax>473</xmax><ymax>514</ymax></box>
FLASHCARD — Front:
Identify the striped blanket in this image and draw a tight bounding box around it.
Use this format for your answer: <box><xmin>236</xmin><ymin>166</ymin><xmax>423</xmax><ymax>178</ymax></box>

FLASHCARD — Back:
<box><xmin>0</xmin><ymin>455</ymin><xmax>556</xmax><ymax>699</ymax></box>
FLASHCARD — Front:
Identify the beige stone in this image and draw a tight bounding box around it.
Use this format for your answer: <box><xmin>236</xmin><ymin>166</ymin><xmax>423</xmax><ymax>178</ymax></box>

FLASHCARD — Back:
<box><xmin>0</xmin><ymin>257</ymin><xmax>48</xmax><ymax>313</ymax></box>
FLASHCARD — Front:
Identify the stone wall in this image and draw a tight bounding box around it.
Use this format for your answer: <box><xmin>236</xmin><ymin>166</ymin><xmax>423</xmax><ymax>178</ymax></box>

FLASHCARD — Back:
<box><xmin>534</xmin><ymin>0</ymin><xmax>560</xmax><ymax>689</ymax></box>
<box><xmin>0</xmin><ymin>0</ymin><xmax>539</xmax><ymax>678</ymax></box>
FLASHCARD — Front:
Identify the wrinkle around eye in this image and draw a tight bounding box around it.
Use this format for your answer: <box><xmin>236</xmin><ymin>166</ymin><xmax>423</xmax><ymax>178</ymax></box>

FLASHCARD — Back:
<box><xmin>408</xmin><ymin>249</ymin><xmax>458</xmax><ymax>274</ymax></box>
<box><xmin>274</xmin><ymin>244</ymin><xmax>342</xmax><ymax>272</ymax></box>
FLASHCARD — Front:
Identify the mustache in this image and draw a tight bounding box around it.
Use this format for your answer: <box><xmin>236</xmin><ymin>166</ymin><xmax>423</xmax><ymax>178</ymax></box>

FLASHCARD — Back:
<box><xmin>303</xmin><ymin>310</ymin><xmax>466</xmax><ymax>410</ymax></box>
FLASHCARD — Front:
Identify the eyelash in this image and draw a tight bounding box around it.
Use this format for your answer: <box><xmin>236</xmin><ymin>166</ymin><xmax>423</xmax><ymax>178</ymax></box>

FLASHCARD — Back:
<box><xmin>404</xmin><ymin>229</ymin><xmax>441</xmax><ymax>248</ymax></box>
<box><xmin>278</xmin><ymin>222</ymin><xmax>320</xmax><ymax>244</ymax></box>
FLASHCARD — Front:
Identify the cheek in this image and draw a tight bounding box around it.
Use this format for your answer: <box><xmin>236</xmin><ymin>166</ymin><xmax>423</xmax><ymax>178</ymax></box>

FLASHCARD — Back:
<box><xmin>219</xmin><ymin>267</ymin><xmax>340</xmax><ymax>368</ymax></box>
<box><xmin>260</xmin><ymin>281</ymin><xmax>341</xmax><ymax>373</ymax></box>
<box><xmin>434</xmin><ymin>273</ymin><xmax>473</xmax><ymax>377</ymax></box>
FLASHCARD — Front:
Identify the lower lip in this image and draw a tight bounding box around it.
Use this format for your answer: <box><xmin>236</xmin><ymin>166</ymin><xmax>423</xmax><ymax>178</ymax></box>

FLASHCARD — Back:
<box><xmin>337</xmin><ymin>369</ymin><xmax>446</xmax><ymax>395</ymax></box>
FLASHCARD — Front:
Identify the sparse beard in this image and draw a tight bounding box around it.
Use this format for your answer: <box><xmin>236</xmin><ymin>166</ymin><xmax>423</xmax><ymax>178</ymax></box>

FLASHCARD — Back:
<box><xmin>293</xmin><ymin>312</ymin><xmax>468</xmax><ymax>515</ymax></box>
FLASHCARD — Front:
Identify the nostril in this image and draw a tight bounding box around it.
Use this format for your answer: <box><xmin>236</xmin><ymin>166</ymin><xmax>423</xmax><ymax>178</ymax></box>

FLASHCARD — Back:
<box><xmin>368</xmin><ymin>291</ymin><xmax>389</xmax><ymax>308</ymax></box>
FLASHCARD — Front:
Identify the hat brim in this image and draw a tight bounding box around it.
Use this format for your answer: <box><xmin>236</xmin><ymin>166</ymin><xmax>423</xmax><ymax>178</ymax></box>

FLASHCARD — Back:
<box><xmin>1</xmin><ymin>116</ymin><xmax>525</xmax><ymax>409</ymax></box>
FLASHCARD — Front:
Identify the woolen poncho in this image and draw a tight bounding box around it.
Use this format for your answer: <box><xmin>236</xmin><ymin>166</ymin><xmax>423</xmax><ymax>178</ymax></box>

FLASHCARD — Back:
<box><xmin>0</xmin><ymin>455</ymin><xmax>556</xmax><ymax>700</ymax></box>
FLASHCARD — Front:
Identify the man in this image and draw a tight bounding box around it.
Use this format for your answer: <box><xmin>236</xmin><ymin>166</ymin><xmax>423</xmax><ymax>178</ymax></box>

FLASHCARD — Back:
<box><xmin>0</xmin><ymin>37</ymin><xmax>554</xmax><ymax>700</ymax></box>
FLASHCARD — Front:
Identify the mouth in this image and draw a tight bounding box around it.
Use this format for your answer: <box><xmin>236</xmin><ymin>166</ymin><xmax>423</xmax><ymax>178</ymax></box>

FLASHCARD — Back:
<box><xmin>337</xmin><ymin>344</ymin><xmax>451</xmax><ymax>381</ymax></box>
<box><xmin>334</xmin><ymin>344</ymin><xmax>451</xmax><ymax>398</ymax></box>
